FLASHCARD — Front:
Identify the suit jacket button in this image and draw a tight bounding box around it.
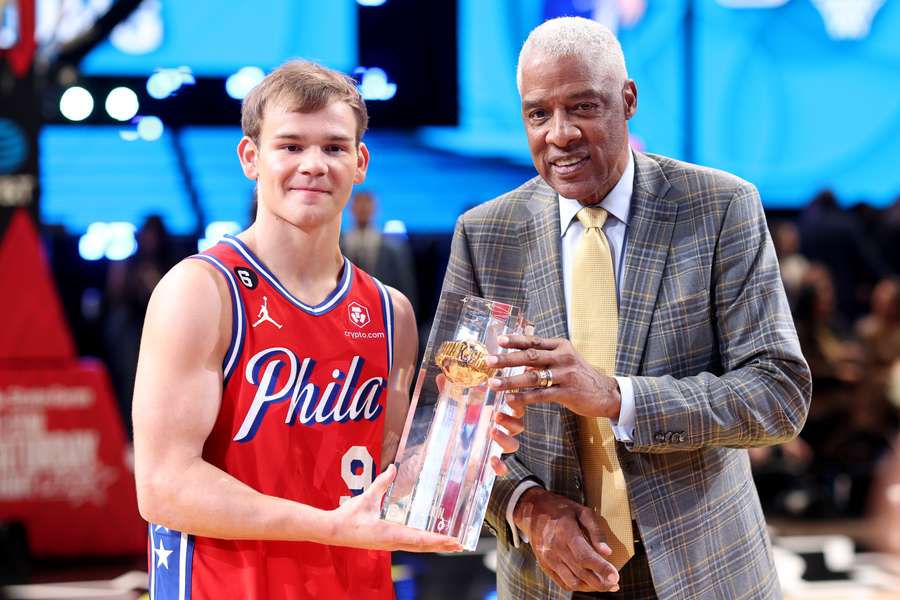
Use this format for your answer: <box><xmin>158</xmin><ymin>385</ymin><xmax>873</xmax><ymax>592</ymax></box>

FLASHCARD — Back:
<box><xmin>677</xmin><ymin>433</ymin><xmax>686</xmax><ymax>443</ymax></box>
<box><xmin>664</xmin><ymin>431</ymin><xmax>674</xmax><ymax>442</ymax></box>
<box><xmin>654</xmin><ymin>432</ymin><xmax>666</xmax><ymax>443</ymax></box>
<box><xmin>574</xmin><ymin>477</ymin><xmax>582</xmax><ymax>490</ymax></box>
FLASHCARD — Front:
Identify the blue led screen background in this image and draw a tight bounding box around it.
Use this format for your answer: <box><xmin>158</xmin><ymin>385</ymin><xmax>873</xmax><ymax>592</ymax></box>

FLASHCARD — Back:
<box><xmin>449</xmin><ymin>0</ymin><xmax>900</xmax><ymax>208</ymax></box>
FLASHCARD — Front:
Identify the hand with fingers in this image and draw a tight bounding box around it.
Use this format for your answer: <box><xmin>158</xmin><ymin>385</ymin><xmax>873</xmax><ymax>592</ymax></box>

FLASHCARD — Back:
<box><xmin>514</xmin><ymin>486</ymin><xmax>620</xmax><ymax>592</ymax></box>
<box><xmin>432</xmin><ymin>372</ymin><xmax>527</xmax><ymax>477</ymax></box>
<box><xmin>331</xmin><ymin>464</ymin><xmax>464</xmax><ymax>553</ymax></box>
<box><xmin>489</xmin><ymin>395</ymin><xmax>526</xmax><ymax>476</ymax></box>
<box><xmin>486</xmin><ymin>334</ymin><xmax>622</xmax><ymax>419</ymax></box>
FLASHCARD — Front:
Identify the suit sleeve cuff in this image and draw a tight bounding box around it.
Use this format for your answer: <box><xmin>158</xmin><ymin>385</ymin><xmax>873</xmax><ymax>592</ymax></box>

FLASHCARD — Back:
<box><xmin>505</xmin><ymin>479</ymin><xmax>542</xmax><ymax>548</ymax></box>
<box><xmin>611</xmin><ymin>376</ymin><xmax>635</xmax><ymax>442</ymax></box>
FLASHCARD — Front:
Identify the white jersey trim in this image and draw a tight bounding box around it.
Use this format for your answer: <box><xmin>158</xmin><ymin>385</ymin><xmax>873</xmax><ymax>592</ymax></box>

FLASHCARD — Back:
<box><xmin>191</xmin><ymin>254</ymin><xmax>245</xmax><ymax>383</ymax></box>
<box><xmin>222</xmin><ymin>235</ymin><xmax>353</xmax><ymax>316</ymax></box>
<box><xmin>373</xmin><ymin>278</ymin><xmax>394</xmax><ymax>374</ymax></box>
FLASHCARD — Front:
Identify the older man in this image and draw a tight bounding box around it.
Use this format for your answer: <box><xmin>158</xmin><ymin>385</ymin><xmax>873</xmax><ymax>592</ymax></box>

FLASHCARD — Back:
<box><xmin>434</xmin><ymin>17</ymin><xmax>811</xmax><ymax>599</ymax></box>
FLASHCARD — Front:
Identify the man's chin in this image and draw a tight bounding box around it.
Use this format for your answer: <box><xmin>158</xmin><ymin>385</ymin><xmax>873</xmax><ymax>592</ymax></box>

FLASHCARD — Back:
<box><xmin>289</xmin><ymin>210</ymin><xmax>341</xmax><ymax>232</ymax></box>
<box><xmin>546</xmin><ymin>178</ymin><xmax>597</xmax><ymax>203</ymax></box>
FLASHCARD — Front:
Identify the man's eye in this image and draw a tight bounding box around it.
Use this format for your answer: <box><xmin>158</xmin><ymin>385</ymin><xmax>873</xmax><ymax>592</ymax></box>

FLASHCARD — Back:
<box><xmin>576</xmin><ymin>102</ymin><xmax>596</xmax><ymax>111</ymax></box>
<box><xmin>326</xmin><ymin>145</ymin><xmax>346</xmax><ymax>153</ymax></box>
<box><xmin>529</xmin><ymin>110</ymin><xmax>547</xmax><ymax>121</ymax></box>
<box><xmin>284</xmin><ymin>145</ymin><xmax>300</xmax><ymax>152</ymax></box>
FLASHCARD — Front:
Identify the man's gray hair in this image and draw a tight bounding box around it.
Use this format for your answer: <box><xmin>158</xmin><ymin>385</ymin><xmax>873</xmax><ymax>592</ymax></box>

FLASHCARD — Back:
<box><xmin>516</xmin><ymin>17</ymin><xmax>628</xmax><ymax>93</ymax></box>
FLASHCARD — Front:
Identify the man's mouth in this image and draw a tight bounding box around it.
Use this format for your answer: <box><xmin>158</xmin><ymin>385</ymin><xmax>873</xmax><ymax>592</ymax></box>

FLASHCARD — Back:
<box><xmin>549</xmin><ymin>155</ymin><xmax>589</xmax><ymax>174</ymax></box>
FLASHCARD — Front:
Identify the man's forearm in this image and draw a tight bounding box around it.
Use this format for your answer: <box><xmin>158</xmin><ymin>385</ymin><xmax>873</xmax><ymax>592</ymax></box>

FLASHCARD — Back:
<box><xmin>627</xmin><ymin>361</ymin><xmax>810</xmax><ymax>453</ymax></box>
<box><xmin>138</xmin><ymin>457</ymin><xmax>333</xmax><ymax>543</ymax></box>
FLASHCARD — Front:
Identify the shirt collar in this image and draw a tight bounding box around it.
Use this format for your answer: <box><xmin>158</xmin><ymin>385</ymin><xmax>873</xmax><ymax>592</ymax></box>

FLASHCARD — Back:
<box><xmin>559</xmin><ymin>150</ymin><xmax>634</xmax><ymax>237</ymax></box>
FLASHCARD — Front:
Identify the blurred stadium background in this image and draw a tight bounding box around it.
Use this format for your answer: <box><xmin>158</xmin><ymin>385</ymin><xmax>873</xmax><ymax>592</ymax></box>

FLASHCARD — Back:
<box><xmin>1</xmin><ymin>0</ymin><xmax>899</xmax><ymax>598</ymax></box>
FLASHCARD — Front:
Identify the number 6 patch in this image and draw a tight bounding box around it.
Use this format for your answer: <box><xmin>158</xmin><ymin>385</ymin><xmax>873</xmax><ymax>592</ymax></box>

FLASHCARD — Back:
<box><xmin>234</xmin><ymin>267</ymin><xmax>258</xmax><ymax>290</ymax></box>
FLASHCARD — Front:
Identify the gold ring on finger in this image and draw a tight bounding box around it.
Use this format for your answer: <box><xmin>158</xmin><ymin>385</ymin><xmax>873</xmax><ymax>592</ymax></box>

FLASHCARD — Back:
<box><xmin>536</xmin><ymin>367</ymin><xmax>553</xmax><ymax>388</ymax></box>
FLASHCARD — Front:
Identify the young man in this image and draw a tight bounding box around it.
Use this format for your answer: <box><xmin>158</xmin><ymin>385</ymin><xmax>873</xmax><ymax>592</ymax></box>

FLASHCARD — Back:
<box><xmin>132</xmin><ymin>60</ymin><xmax>521</xmax><ymax>600</ymax></box>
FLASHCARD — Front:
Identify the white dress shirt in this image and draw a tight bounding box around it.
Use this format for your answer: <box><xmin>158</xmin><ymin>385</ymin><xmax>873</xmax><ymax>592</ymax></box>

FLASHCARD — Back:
<box><xmin>506</xmin><ymin>151</ymin><xmax>637</xmax><ymax>546</ymax></box>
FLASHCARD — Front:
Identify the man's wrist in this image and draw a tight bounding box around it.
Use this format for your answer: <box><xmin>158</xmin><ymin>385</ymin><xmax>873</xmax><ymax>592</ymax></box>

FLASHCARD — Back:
<box><xmin>512</xmin><ymin>486</ymin><xmax>544</xmax><ymax>532</ymax></box>
<box><xmin>506</xmin><ymin>479</ymin><xmax>542</xmax><ymax>547</ymax></box>
<box><xmin>606</xmin><ymin>375</ymin><xmax>622</xmax><ymax>420</ymax></box>
<box><xmin>611</xmin><ymin>376</ymin><xmax>635</xmax><ymax>441</ymax></box>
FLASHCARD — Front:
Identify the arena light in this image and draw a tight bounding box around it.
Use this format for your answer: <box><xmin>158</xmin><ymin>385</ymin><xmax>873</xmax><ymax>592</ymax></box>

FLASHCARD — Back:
<box><xmin>137</xmin><ymin>116</ymin><xmax>164</xmax><ymax>141</ymax></box>
<box><xmin>109</xmin><ymin>0</ymin><xmax>164</xmax><ymax>54</ymax></box>
<box><xmin>106</xmin><ymin>86</ymin><xmax>140</xmax><ymax>121</ymax></box>
<box><xmin>146</xmin><ymin>70</ymin><xmax>181</xmax><ymax>99</ymax></box>
<box><xmin>60</xmin><ymin>86</ymin><xmax>94</xmax><ymax>121</ymax></box>
<box><xmin>78</xmin><ymin>221</ymin><xmax>138</xmax><ymax>261</ymax></box>
<box><xmin>105</xmin><ymin>222</ymin><xmax>138</xmax><ymax>260</ymax></box>
<box><xmin>198</xmin><ymin>221</ymin><xmax>241</xmax><ymax>251</ymax></box>
<box><xmin>383</xmin><ymin>219</ymin><xmax>407</xmax><ymax>236</ymax></box>
<box><xmin>355</xmin><ymin>67</ymin><xmax>397</xmax><ymax>101</ymax></box>
<box><xmin>810</xmin><ymin>0</ymin><xmax>885</xmax><ymax>39</ymax></box>
<box><xmin>78</xmin><ymin>223</ymin><xmax>109</xmax><ymax>261</ymax></box>
<box><xmin>146</xmin><ymin>67</ymin><xmax>195</xmax><ymax>100</ymax></box>
<box><xmin>225</xmin><ymin>66</ymin><xmax>265</xmax><ymax>100</ymax></box>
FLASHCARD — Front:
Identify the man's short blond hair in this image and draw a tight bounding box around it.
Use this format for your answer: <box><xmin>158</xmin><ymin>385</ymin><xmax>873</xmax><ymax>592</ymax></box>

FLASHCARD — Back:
<box><xmin>241</xmin><ymin>60</ymin><xmax>369</xmax><ymax>145</ymax></box>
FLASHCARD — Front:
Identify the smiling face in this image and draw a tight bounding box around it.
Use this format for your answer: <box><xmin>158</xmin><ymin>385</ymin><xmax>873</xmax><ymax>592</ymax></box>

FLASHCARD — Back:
<box><xmin>519</xmin><ymin>51</ymin><xmax>636</xmax><ymax>205</ymax></box>
<box><xmin>238</xmin><ymin>100</ymin><xmax>369</xmax><ymax>232</ymax></box>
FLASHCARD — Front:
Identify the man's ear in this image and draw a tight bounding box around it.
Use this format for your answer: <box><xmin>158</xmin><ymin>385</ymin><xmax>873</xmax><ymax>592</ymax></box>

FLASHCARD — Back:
<box><xmin>237</xmin><ymin>136</ymin><xmax>259</xmax><ymax>180</ymax></box>
<box><xmin>623</xmin><ymin>80</ymin><xmax>637</xmax><ymax>120</ymax></box>
<box><xmin>354</xmin><ymin>142</ymin><xmax>370</xmax><ymax>185</ymax></box>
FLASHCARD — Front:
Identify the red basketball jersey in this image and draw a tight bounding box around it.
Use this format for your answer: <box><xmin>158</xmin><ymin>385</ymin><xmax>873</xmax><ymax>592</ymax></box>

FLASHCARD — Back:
<box><xmin>148</xmin><ymin>234</ymin><xmax>396</xmax><ymax>600</ymax></box>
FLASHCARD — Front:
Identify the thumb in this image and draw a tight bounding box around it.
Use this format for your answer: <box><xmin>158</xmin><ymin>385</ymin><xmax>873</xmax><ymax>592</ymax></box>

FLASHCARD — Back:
<box><xmin>364</xmin><ymin>463</ymin><xmax>397</xmax><ymax>502</ymax></box>
<box><xmin>578</xmin><ymin>508</ymin><xmax>612</xmax><ymax>556</ymax></box>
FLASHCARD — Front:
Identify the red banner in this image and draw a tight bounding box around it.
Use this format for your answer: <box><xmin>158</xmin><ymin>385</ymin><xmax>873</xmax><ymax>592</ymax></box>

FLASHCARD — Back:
<box><xmin>0</xmin><ymin>210</ymin><xmax>75</xmax><ymax>361</ymax></box>
<box><xmin>0</xmin><ymin>0</ymin><xmax>36</xmax><ymax>77</ymax></box>
<box><xmin>0</xmin><ymin>360</ymin><xmax>145</xmax><ymax>556</ymax></box>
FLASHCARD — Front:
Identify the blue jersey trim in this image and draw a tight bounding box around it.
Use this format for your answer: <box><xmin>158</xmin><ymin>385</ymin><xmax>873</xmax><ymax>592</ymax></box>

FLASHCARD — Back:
<box><xmin>373</xmin><ymin>279</ymin><xmax>395</xmax><ymax>374</ymax></box>
<box><xmin>222</xmin><ymin>235</ymin><xmax>353</xmax><ymax>315</ymax></box>
<box><xmin>149</xmin><ymin>524</ymin><xmax>194</xmax><ymax>600</ymax></box>
<box><xmin>190</xmin><ymin>254</ymin><xmax>245</xmax><ymax>385</ymax></box>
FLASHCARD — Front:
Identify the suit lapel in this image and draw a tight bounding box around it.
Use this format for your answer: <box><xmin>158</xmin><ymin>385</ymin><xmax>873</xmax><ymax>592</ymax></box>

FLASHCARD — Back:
<box><xmin>521</xmin><ymin>181</ymin><xmax>580</xmax><ymax>457</ymax></box>
<box><xmin>522</xmin><ymin>182</ymin><xmax>568</xmax><ymax>340</ymax></box>
<box><xmin>617</xmin><ymin>152</ymin><xmax>677</xmax><ymax>377</ymax></box>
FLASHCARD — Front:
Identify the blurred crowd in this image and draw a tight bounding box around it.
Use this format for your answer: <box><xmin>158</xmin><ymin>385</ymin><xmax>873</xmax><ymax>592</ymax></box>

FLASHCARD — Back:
<box><xmin>94</xmin><ymin>189</ymin><xmax>900</xmax><ymax>521</ymax></box>
<box><xmin>753</xmin><ymin>191</ymin><xmax>900</xmax><ymax>520</ymax></box>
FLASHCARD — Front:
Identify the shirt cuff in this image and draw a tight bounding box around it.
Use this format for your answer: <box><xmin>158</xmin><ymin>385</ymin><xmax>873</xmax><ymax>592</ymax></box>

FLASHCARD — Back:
<box><xmin>611</xmin><ymin>376</ymin><xmax>635</xmax><ymax>442</ymax></box>
<box><xmin>505</xmin><ymin>479</ymin><xmax>542</xmax><ymax>548</ymax></box>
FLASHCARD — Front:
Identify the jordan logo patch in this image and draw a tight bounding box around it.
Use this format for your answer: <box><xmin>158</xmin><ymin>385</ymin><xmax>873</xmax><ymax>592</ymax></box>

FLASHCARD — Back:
<box><xmin>253</xmin><ymin>296</ymin><xmax>283</xmax><ymax>329</ymax></box>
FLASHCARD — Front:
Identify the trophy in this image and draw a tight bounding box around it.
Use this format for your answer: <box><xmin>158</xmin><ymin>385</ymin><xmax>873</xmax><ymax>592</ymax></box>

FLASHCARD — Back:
<box><xmin>381</xmin><ymin>293</ymin><xmax>530</xmax><ymax>550</ymax></box>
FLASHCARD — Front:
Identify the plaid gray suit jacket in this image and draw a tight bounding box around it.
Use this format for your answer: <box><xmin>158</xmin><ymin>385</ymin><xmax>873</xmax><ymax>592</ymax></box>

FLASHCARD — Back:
<box><xmin>434</xmin><ymin>151</ymin><xmax>811</xmax><ymax>599</ymax></box>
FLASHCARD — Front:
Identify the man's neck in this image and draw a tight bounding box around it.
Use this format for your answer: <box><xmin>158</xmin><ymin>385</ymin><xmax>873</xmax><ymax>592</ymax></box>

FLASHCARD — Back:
<box><xmin>239</xmin><ymin>214</ymin><xmax>344</xmax><ymax>305</ymax></box>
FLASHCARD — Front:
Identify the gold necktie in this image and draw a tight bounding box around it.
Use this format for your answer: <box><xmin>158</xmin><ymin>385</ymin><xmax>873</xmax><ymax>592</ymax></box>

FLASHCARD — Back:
<box><xmin>571</xmin><ymin>207</ymin><xmax>634</xmax><ymax>569</ymax></box>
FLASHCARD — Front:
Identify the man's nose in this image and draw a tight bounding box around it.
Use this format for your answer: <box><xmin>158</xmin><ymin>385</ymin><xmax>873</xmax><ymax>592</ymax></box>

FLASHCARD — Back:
<box><xmin>298</xmin><ymin>147</ymin><xmax>328</xmax><ymax>176</ymax></box>
<box><xmin>546</xmin><ymin>111</ymin><xmax>581</xmax><ymax>148</ymax></box>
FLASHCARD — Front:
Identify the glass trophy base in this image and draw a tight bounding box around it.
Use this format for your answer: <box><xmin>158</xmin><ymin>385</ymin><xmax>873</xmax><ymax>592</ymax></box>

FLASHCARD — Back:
<box><xmin>381</xmin><ymin>294</ymin><xmax>529</xmax><ymax>550</ymax></box>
